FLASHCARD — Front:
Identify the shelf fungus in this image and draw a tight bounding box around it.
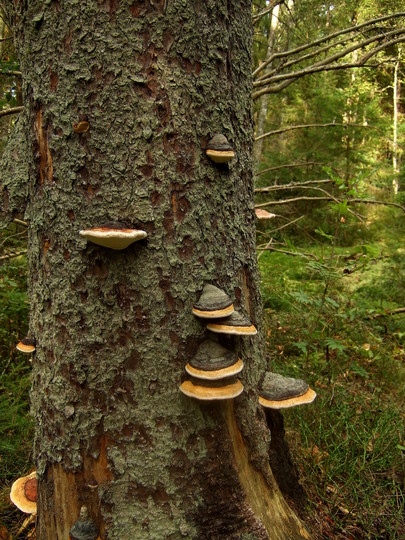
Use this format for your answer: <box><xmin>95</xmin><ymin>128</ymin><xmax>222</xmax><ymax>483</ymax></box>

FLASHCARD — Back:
<box><xmin>70</xmin><ymin>506</ymin><xmax>99</xmax><ymax>540</ymax></box>
<box><xmin>258</xmin><ymin>372</ymin><xmax>316</xmax><ymax>409</ymax></box>
<box><xmin>10</xmin><ymin>471</ymin><xmax>37</xmax><ymax>514</ymax></box>
<box><xmin>206</xmin><ymin>310</ymin><xmax>257</xmax><ymax>336</ymax></box>
<box><xmin>192</xmin><ymin>284</ymin><xmax>234</xmax><ymax>319</ymax></box>
<box><xmin>185</xmin><ymin>340</ymin><xmax>243</xmax><ymax>380</ymax></box>
<box><xmin>79</xmin><ymin>222</ymin><xmax>147</xmax><ymax>250</ymax></box>
<box><xmin>180</xmin><ymin>376</ymin><xmax>243</xmax><ymax>401</ymax></box>
<box><xmin>206</xmin><ymin>134</ymin><xmax>235</xmax><ymax>163</ymax></box>
<box><xmin>255</xmin><ymin>208</ymin><xmax>277</xmax><ymax>220</ymax></box>
<box><xmin>16</xmin><ymin>337</ymin><xmax>36</xmax><ymax>354</ymax></box>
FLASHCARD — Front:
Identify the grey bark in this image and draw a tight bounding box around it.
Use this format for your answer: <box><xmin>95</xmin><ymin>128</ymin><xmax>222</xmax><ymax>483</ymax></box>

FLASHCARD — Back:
<box><xmin>3</xmin><ymin>1</ymin><xmax>309</xmax><ymax>539</ymax></box>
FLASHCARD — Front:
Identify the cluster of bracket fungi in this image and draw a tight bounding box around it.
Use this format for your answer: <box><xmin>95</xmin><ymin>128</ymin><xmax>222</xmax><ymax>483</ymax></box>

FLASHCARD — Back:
<box><xmin>181</xmin><ymin>284</ymin><xmax>257</xmax><ymax>401</ymax></box>
<box><xmin>12</xmin><ymin>133</ymin><xmax>315</xmax><ymax>531</ymax></box>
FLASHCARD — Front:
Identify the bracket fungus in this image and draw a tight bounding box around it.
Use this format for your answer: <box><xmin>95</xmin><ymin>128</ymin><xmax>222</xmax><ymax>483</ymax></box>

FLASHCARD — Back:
<box><xmin>185</xmin><ymin>340</ymin><xmax>243</xmax><ymax>380</ymax></box>
<box><xmin>255</xmin><ymin>209</ymin><xmax>277</xmax><ymax>220</ymax></box>
<box><xmin>79</xmin><ymin>222</ymin><xmax>147</xmax><ymax>250</ymax></box>
<box><xmin>10</xmin><ymin>471</ymin><xmax>37</xmax><ymax>514</ymax></box>
<box><xmin>70</xmin><ymin>506</ymin><xmax>99</xmax><ymax>540</ymax></box>
<box><xmin>180</xmin><ymin>377</ymin><xmax>243</xmax><ymax>401</ymax></box>
<box><xmin>192</xmin><ymin>284</ymin><xmax>234</xmax><ymax>319</ymax></box>
<box><xmin>16</xmin><ymin>337</ymin><xmax>36</xmax><ymax>354</ymax></box>
<box><xmin>206</xmin><ymin>134</ymin><xmax>235</xmax><ymax>163</ymax></box>
<box><xmin>206</xmin><ymin>310</ymin><xmax>257</xmax><ymax>336</ymax></box>
<box><xmin>258</xmin><ymin>372</ymin><xmax>316</xmax><ymax>409</ymax></box>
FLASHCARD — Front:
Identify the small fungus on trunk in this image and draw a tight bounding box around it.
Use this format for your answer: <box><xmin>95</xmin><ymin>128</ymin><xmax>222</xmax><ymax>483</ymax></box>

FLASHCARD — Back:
<box><xmin>10</xmin><ymin>471</ymin><xmax>37</xmax><ymax>514</ymax></box>
<box><xmin>16</xmin><ymin>337</ymin><xmax>36</xmax><ymax>354</ymax></box>
<box><xmin>206</xmin><ymin>134</ymin><xmax>235</xmax><ymax>164</ymax></box>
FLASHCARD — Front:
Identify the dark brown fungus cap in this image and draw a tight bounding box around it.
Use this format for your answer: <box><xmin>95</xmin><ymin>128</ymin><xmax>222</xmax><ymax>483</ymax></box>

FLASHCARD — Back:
<box><xmin>192</xmin><ymin>284</ymin><xmax>234</xmax><ymax>319</ymax></box>
<box><xmin>10</xmin><ymin>471</ymin><xmax>37</xmax><ymax>514</ymax></box>
<box><xmin>16</xmin><ymin>337</ymin><xmax>36</xmax><ymax>354</ymax></box>
<box><xmin>180</xmin><ymin>377</ymin><xmax>243</xmax><ymax>401</ymax></box>
<box><xmin>79</xmin><ymin>222</ymin><xmax>147</xmax><ymax>250</ymax></box>
<box><xmin>206</xmin><ymin>310</ymin><xmax>257</xmax><ymax>336</ymax></box>
<box><xmin>185</xmin><ymin>340</ymin><xmax>243</xmax><ymax>380</ymax></box>
<box><xmin>259</xmin><ymin>372</ymin><xmax>316</xmax><ymax>409</ymax></box>
<box><xmin>206</xmin><ymin>134</ymin><xmax>235</xmax><ymax>163</ymax></box>
<box><xmin>70</xmin><ymin>506</ymin><xmax>99</xmax><ymax>540</ymax></box>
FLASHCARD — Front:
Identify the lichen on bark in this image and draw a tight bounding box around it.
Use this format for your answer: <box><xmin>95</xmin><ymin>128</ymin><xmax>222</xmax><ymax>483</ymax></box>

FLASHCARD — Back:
<box><xmin>3</xmin><ymin>1</ymin><xmax>310</xmax><ymax>538</ymax></box>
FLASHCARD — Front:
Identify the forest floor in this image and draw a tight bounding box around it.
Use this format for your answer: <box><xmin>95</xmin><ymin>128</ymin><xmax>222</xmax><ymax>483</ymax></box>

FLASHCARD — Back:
<box><xmin>259</xmin><ymin>212</ymin><xmax>405</xmax><ymax>539</ymax></box>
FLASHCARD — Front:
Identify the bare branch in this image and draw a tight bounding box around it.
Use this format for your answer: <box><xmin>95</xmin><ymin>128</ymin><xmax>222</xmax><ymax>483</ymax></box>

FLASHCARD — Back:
<box><xmin>255</xmin><ymin>196</ymin><xmax>405</xmax><ymax>212</ymax></box>
<box><xmin>255</xmin><ymin>122</ymin><xmax>372</xmax><ymax>141</ymax></box>
<box><xmin>252</xmin><ymin>0</ymin><xmax>284</xmax><ymax>26</ymax></box>
<box><xmin>255</xmin><ymin>27</ymin><xmax>405</xmax><ymax>87</ymax></box>
<box><xmin>367</xmin><ymin>307</ymin><xmax>405</xmax><ymax>318</ymax></box>
<box><xmin>253</xmin><ymin>12</ymin><xmax>405</xmax><ymax>78</ymax></box>
<box><xmin>255</xmin><ymin>179</ymin><xmax>334</xmax><ymax>193</ymax></box>
<box><xmin>253</xmin><ymin>32</ymin><xmax>405</xmax><ymax>97</ymax></box>
<box><xmin>0</xmin><ymin>105</ymin><xmax>23</xmax><ymax>117</ymax></box>
<box><xmin>0</xmin><ymin>70</ymin><xmax>22</xmax><ymax>76</ymax></box>
<box><xmin>255</xmin><ymin>161</ymin><xmax>325</xmax><ymax>176</ymax></box>
<box><xmin>13</xmin><ymin>218</ymin><xmax>28</xmax><ymax>227</ymax></box>
<box><xmin>257</xmin><ymin>244</ymin><xmax>318</xmax><ymax>259</ymax></box>
<box><xmin>0</xmin><ymin>249</ymin><xmax>27</xmax><ymax>262</ymax></box>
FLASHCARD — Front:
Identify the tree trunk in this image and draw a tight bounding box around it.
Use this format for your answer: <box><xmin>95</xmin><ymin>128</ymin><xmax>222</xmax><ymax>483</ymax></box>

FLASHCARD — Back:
<box><xmin>253</xmin><ymin>3</ymin><xmax>281</xmax><ymax>165</ymax></box>
<box><xmin>393</xmin><ymin>52</ymin><xmax>401</xmax><ymax>194</ymax></box>
<box><xmin>2</xmin><ymin>2</ymin><xmax>309</xmax><ymax>538</ymax></box>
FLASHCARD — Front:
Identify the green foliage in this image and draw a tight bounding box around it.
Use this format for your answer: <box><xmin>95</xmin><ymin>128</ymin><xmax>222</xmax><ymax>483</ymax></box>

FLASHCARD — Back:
<box><xmin>260</xmin><ymin>204</ymin><xmax>405</xmax><ymax>538</ymax></box>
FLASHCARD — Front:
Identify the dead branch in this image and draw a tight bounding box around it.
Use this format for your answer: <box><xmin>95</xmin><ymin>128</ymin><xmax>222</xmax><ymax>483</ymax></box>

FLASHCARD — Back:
<box><xmin>253</xmin><ymin>12</ymin><xmax>405</xmax><ymax>78</ymax></box>
<box><xmin>255</xmin><ymin>196</ymin><xmax>405</xmax><ymax>212</ymax></box>
<box><xmin>255</xmin><ymin>161</ymin><xmax>325</xmax><ymax>176</ymax></box>
<box><xmin>0</xmin><ymin>70</ymin><xmax>22</xmax><ymax>76</ymax></box>
<box><xmin>0</xmin><ymin>249</ymin><xmax>27</xmax><ymax>261</ymax></box>
<box><xmin>0</xmin><ymin>105</ymin><xmax>23</xmax><ymax>117</ymax></box>
<box><xmin>257</xmin><ymin>244</ymin><xmax>318</xmax><ymax>259</ymax></box>
<box><xmin>252</xmin><ymin>0</ymin><xmax>284</xmax><ymax>26</ymax></box>
<box><xmin>255</xmin><ymin>179</ymin><xmax>334</xmax><ymax>193</ymax></box>
<box><xmin>253</xmin><ymin>33</ymin><xmax>405</xmax><ymax>98</ymax></box>
<box><xmin>255</xmin><ymin>123</ymin><xmax>371</xmax><ymax>142</ymax></box>
<box><xmin>367</xmin><ymin>307</ymin><xmax>405</xmax><ymax>319</ymax></box>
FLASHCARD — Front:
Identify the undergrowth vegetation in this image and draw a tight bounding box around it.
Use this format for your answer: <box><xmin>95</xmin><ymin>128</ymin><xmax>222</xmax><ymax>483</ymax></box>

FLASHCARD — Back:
<box><xmin>259</xmin><ymin>206</ymin><xmax>405</xmax><ymax>539</ymax></box>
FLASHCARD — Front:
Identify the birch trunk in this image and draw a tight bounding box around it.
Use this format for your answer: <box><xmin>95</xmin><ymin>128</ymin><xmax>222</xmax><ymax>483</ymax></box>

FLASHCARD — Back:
<box><xmin>2</xmin><ymin>2</ymin><xmax>309</xmax><ymax>538</ymax></box>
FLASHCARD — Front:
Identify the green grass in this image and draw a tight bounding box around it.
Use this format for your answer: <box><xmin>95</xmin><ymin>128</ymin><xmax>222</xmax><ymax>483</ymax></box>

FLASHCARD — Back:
<box><xmin>259</xmin><ymin>212</ymin><xmax>405</xmax><ymax>538</ymax></box>
<box><xmin>0</xmin><ymin>255</ymin><xmax>33</xmax><ymax>538</ymax></box>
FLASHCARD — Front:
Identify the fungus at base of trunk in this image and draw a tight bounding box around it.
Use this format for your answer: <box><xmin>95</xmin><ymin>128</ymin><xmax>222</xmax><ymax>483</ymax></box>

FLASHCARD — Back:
<box><xmin>10</xmin><ymin>471</ymin><xmax>37</xmax><ymax>514</ymax></box>
<box><xmin>259</xmin><ymin>373</ymin><xmax>316</xmax><ymax>409</ymax></box>
<box><xmin>16</xmin><ymin>337</ymin><xmax>36</xmax><ymax>354</ymax></box>
<box><xmin>69</xmin><ymin>506</ymin><xmax>99</xmax><ymax>540</ymax></box>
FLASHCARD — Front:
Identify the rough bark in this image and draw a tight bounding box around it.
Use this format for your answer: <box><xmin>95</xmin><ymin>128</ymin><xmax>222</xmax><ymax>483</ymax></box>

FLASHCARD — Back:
<box><xmin>4</xmin><ymin>1</ymin><xmax>309</xmax><ymax>538</ymax></box>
